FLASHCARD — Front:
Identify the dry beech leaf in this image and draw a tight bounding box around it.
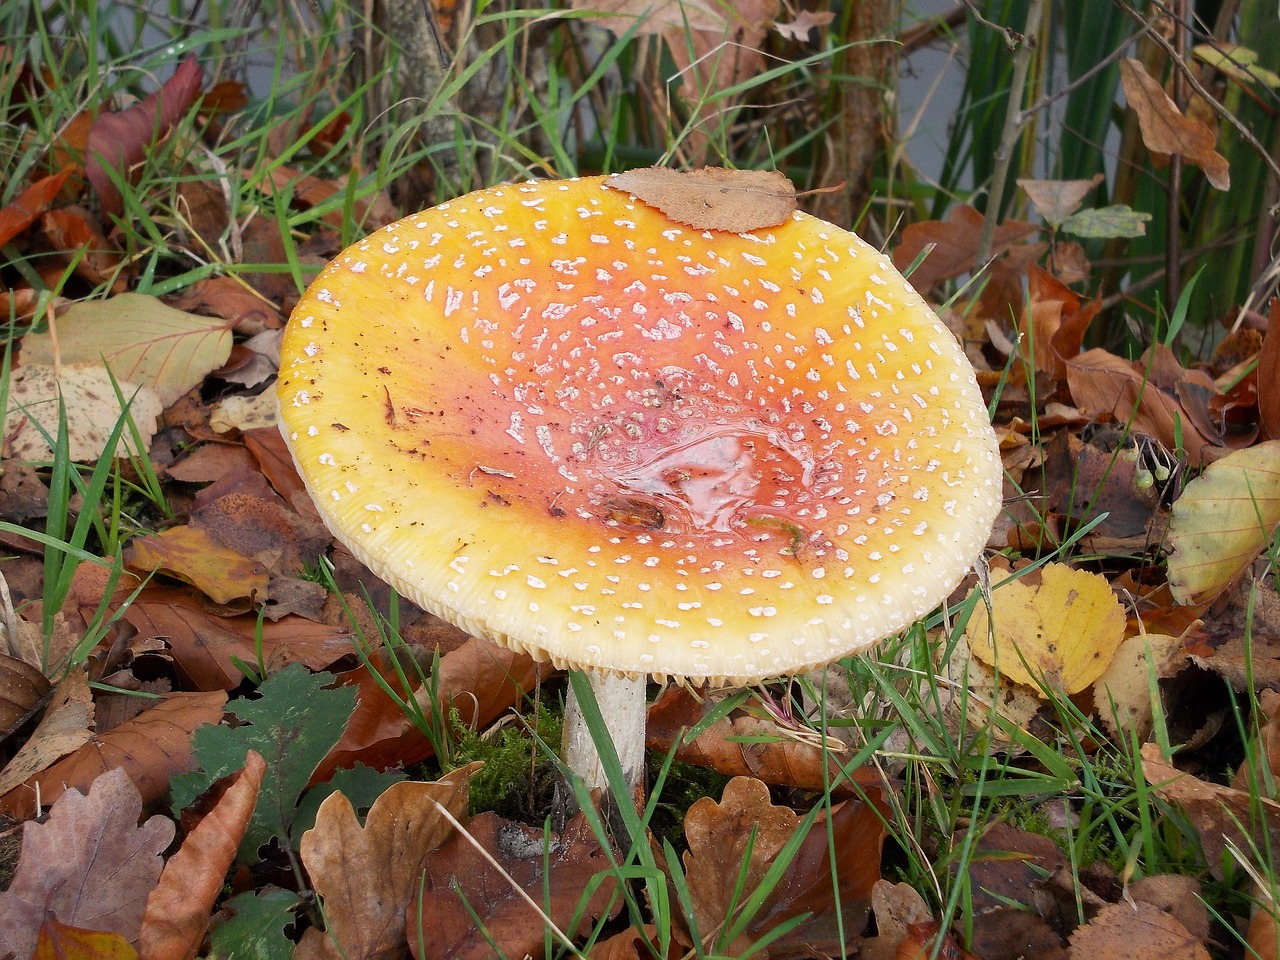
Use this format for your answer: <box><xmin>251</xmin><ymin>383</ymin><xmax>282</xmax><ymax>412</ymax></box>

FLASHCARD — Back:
<box><xmin>0</xmin><ymin>690</ymin><xmax>228</xmax><ymax>820</ymax></box>
<box><xmin>1067</xmin><ymin>900</ymin><xmax>1209</xmax><ymax>960</ymax></box>
<box><xmin>4</xmin><ymin>362</ymin><xmax>163</xmax><ymax>461</ymax></box>
<box><xmin>1141</xmin><ymin>743</ymin><xmax>1280</xmax><ymax>879</ymax></box>
<box><xmin>858</xmin><ymin>880</ymin><xmax>931</xmax><ymax>960</ymax></box>
<box><xmin>966</xmin><ymin>563</ymin><xmax>1127</xmax><ymax>695</ymax></box>
<box><xmin>1166</xmin><ymin>441</ymin><xmax>1280</xmax><ymax>604</ymax></box>
<box><xmin>0</xmin><ymin>767</ymin><xmax>175</xmax><ymax>960</ymax></box>
<box><xmin>20</xmin><ymin>293</ymin><xmax>234</xmax><ymax>408</ymax></box>
<box><xmin>1119</xmin><ymin>57</ymin><xmax>1229</xmax><ymax>190</ymax></box>
<box><xmin>139</xmin><ymin>751</ymin><xmax>266</xmax><ymax>960</ymax></box>
<box><xmin>0</xmin><ymin>654</ymin><xmax>50</xmax><ymax>738</ymax></box>
<box><xmin>0</xmin><ymin>665</ymin><xmax>95</xmax><ymax>798</ymax></box>
<box><xmin>1017</xmin><ymin>174</ymin><xmax>1104</xmax><ymax>227</ymax></box>
<box><xmin>606</xmin><ymin>167</ymin><xmax>796</xmax><ymax>232</ymax></box>
<box><xmin>411</xmin><ymin>809</ymin><xmax>619</xmax><ymax>960</ymax></box>
<box><xmin>295</xmin><ymin>765</ymin><xmax>478</xmax><ymax>960</ymax></box>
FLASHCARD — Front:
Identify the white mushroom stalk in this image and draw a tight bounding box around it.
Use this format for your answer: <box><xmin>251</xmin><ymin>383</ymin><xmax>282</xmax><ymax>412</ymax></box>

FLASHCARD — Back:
<box><xmin>276</xmin><ymin>175</ymin><xmax>1003</xmax><ymax>803</ymax></box>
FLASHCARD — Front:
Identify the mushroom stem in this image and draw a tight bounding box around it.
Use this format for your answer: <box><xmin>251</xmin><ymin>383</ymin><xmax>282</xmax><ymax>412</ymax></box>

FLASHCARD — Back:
<box><xmin>562</xmin><ymin>670</ymin><xmax>647</xmax><ymax>799</ymax></box>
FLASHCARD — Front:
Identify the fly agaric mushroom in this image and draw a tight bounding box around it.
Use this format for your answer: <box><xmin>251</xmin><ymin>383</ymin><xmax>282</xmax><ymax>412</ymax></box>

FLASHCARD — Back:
<box><xmin>277</xmin><ymin>175</ymin><xmax>1002</xmax><ymax>797</ymax></box>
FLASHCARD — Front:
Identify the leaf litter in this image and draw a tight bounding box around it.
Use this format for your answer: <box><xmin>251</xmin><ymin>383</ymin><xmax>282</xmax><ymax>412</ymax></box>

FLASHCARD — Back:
<box><xmin>1</xmin><ymin>19</ymin><xmax>1279</xmax><ymax>960</ymax></box>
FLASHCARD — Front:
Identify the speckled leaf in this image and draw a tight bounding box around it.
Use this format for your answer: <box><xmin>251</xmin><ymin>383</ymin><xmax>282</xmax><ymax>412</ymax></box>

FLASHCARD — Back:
<box><xmin>607</xmin><ymin>167</ymin><xmax>796</xmax><ymax>232</ymax></box>
<box><xmin>1166</xmin><ymin>441</ymin><xmax>1280</xmax><ymax>604</ymax></box>
<box><xmin>4</xmin><ymin>363</ymin><xmax>163</xmax><ymax>461</ymax></box>
<box><xmin>20</xmin><ymin>293</ymin><xmax>233</xmax><ymax>407</ymax></box>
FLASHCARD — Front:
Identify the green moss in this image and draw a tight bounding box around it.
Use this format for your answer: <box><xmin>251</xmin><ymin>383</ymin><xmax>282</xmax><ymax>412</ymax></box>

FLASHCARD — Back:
<box><xmin>446</xmin><ymin>705</ymin><xmax>563</xmax><ymax>820</ymax></box>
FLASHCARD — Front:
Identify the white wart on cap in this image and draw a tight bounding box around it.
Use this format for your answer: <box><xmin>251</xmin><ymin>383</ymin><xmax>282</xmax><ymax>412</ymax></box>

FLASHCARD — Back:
<box><xmin>277</xmin><ymin>175</ymin><xmax>1003</xmax><ymax>685</ymax></box>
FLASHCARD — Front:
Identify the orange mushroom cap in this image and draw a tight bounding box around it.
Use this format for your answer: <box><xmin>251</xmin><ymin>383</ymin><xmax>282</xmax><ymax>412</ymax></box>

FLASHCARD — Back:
<box><xmin>277</xmin><ymin>175</ymin><xmax>1002</xmax><ymax>685</ymax></box>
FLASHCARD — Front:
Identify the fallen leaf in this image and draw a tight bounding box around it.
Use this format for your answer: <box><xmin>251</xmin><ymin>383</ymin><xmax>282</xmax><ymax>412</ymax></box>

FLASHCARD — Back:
<box><xmin>1119</xmin><ymin>57</ymin><xmax>1229</xmax><ymax>190</ymax></box>
<box><xmin>210</xmin><ymin>392</ymin><xmax>279</xmax><ymax>433</ymax></box>
<box><xmin>139</xmin><ymin>751</ymin><xmax>266</xmax><ymax>960</ymax></box>
<box><xmin>0</xmin><ymin>653</ymin><xmax>50</xmax><ymax>738</ymax></box>
<box><xmin>4</xmin><ymin>362</ymin><xmax>163</xmax><ymax>461</ymax></box>
<box><xmin>0</xmin><ymin>690</ymin><xmax>228</xmax><ymax>820</ymax></box>
<box><xmin>34</xmin><ymin>916</ymin><xmax>138</xmax><ymax>960</ymax></box>
<box><xmin>607</xmin><ymin>167</ymin><xmax>796</xmax><ymax>232</ymax></box>
<box><xmin>0</xmin><ymin>767</ymin><xmax>175</xmax><ymax>960</ymax></box>
<box><xmin>773</xmin><ymin>9</ymin><xmax>834</xmax><ymax>40</ymax></box>
<box><xmin>966</xmin><ymin>563</ymin><xmax>1127</xmax><ymax>695</ymax></box>
<box><xmin>0</xmin><ymin>168</ymin><xmax>75</xmax><ymax>246</ymax></box>
<box><xmin>295</xmin><ymin>766</ymin><xmax>476</xmax><ymax>960</ymax></box>
<box><xmin>205</xmin><ymin>888</ymin><xmax>298</xmax><ymax>960</ymax></box>
<box><xmin>126</xmin><ymin>527</ymin><xmax>270</xmax><ymax>605</ymax></box>
<box><xmin>410</xmin><ymin>810</ymin><xmax>619</xmax><ymax>960</ymax></box>
<box><xmin>1061</xmin><ymin>204</ymin><xmax>1152</xmax><ymax>239</ymax></box>
<box><xmin>20</xmin><ymin>293</ymin><xmax>234</xmax><ymax>407</ymax></box>
<box><xmin>1093</xmin><ymin>633</ymin><xmax>1187</xmax><ymax>741</ymax></box>
<box><xmin>170</xmin><ymin>665</ymin><xmax>355</xmax><ymax>861</ymax></box>
<box><xmin>41</xmin><ymin>207</ymin><xmax>125</xmax><ymax>289</ymax></box>
<box><xmin>1141</xmin><ymin>743</ymin><xmax>1280</xmax><ymax>878</ymax></box>
<box><xmin>645</xmin><ymin>685</ymin><xmax>878</xmax><ymax>792</ymax></box>
<box><xmin>0</xmin><ymin>665</ymin><xmax>95</xmax><ymax>798</ymax></box>
<box><xmin>1018</xmin><ymin>174</ymin><xmax>1103</xmax><ymax>227</ymax></box>
<box><xmin>1067</xmin><ymin>900</ymin><xmax>1210</xmax><ymax>959</ymax></box>
<box><xmin>1064</xmin><ymin>348</ymin><xmax>1222</xmax><ymax>465</ymax></box>
<box><xmin>1130</xmin><ymin>875</ymin><xmax>1210</xmax><ymax>943</ymax></box>
<box><xmin>858</xmin><ymin>880</ymin><xmax>931</xmax><ymax>960</ymax></box>
<box><xmin>87</xmin><ymin>55</ymin><xmax>204</xmax><ymax>219</ymax></box>
<box><xmin>890</xmin><ymin>204</ymin><xmax>1039</xmax><ymax>293</ymax></box>
<box><xmin>1166</xmin><ymin>441</ymin><xmax>1280</xmax><ymax>604</ymax></box>
<box><xmin>682</xmin><ymin>776</ymin><xmax>801</xmax><ymax>951</ymax></box>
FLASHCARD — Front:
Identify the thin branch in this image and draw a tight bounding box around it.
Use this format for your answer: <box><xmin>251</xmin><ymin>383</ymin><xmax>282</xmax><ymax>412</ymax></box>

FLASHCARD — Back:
<box><xmin>975</xmin><ymin>0</ymin><xmax>1045</xmax><ymax>265</ymax></box>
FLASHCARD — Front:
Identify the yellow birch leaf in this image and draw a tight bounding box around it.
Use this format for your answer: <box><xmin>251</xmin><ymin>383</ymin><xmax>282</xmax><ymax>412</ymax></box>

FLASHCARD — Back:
<box><xmin>1166</xmin><ymin>441</ymin><xmax>1280</xmax><ymax>605</ymax></box>
<box><xmin>966</xmin><ymin>563</ymin><xmax>1126</xmax><ymax>695</ymax></box>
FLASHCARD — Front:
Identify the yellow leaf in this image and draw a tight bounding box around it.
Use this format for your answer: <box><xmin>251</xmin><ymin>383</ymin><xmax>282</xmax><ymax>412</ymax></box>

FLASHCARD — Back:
<box><xmin>34</xmin><ymin>917</ymin><xmax>138</xmax><ymax>960</ymax></box>
<box><xmin>126</xmin><ymin>527</ymin><xmax>269</xmax><ymax>605</ymax></box>
<box><xmin>965</xmin><ymin>563</ymin><xmax>1126</xmax><ymax>695</ymax></box>
<box><xmin>1166</xmin><ymin>441</ymin><xmax>1280</xmax><ymax>605</ymax></box>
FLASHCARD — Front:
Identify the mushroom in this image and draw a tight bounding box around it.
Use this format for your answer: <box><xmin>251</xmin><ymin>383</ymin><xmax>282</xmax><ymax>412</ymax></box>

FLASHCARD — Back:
<box><xmin>276</xmin><ymin>175</ymin><xmax>1002</xmax><ymax>800</ymax></box>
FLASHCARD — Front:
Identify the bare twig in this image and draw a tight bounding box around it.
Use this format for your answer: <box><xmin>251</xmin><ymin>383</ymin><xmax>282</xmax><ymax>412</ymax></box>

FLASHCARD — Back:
<box><xmin>975</xmin><ymin>0</ymin><xmax>1045</xmax><ymax>265</ymax></box>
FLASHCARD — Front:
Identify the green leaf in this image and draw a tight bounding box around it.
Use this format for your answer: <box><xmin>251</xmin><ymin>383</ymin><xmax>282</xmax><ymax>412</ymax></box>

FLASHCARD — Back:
<box><xmin>207</xmin><ymin>887</ymin><xmax>299</xmax><ymax>960</ymax></box>
<box><xmin>293</xmin><ymin>763</ymin><xmax>407</xmax><ymax>838</ymax></box>
<box><xmin>170</xmin><ymin>664</ymin><xmax>356</xmax><ymax>860</ymax></box>
<box><xmin>1061</xmin><ymin>205</ymin><xmax>1152</xmax><ymax>239</ymax></box>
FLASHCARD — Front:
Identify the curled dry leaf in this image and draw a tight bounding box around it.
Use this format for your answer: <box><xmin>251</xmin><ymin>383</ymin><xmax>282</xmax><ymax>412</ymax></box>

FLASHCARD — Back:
<box><xmin>607</xmin><ymin>167</ymin><xmax>797</xmax><ymax>232</ymax></box>
<box><xmin>0</xmin><ymin>767</ymin><xmax>175</xmax><ymax>960</ymax></box>
<box><xmin>1119</xmin><ymin>57</ymin><xmax>1229</xmax><ymax>190</ymax></box>
<box><xmin>0</xmin><ymin>168</ymin><xmax>75</xmax><ymax>246</ymax></box>
<box><xmin>1165</xmin><ymin>441</ymin><xmax>1280</xmax><ymax>605</ymax></box>
<box><xmin>966</xmin><ymin>563</ymin><xmax>1127</xmax><ymax>695</ymax></box>
<box><xmin>139</xmin><ymin>751</ymin><xmax>267</xmax><ymax>960</ymax></box>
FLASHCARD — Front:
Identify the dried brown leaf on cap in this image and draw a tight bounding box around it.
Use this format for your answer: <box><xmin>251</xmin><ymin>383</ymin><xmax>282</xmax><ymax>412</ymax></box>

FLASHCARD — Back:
<box><xmin>606</xmin><ymin>166</ymin><xmax>797</xmax><ymax>231</ymax></box>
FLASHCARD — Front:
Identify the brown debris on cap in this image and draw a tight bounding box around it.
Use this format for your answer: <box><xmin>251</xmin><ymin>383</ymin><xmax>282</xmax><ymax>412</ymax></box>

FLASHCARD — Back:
<box><xmin>277</xmin><ymin>176</ymin><xmax>1002</xmax><ymax>685</ymax></box>
<box><xmin>606</xmin><ymin>166</ymin><xmax>797</xmax><ymax>232</ymax></box>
